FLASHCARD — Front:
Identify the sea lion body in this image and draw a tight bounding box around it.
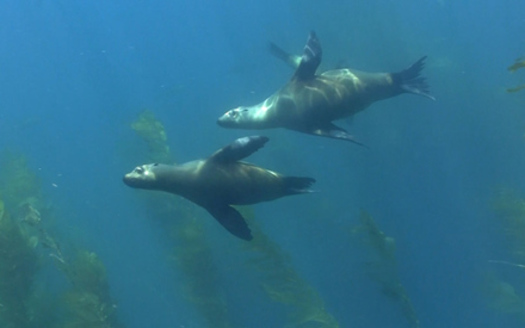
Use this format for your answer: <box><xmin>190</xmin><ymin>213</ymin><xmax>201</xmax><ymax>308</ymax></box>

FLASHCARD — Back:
<box><xmin>246</xmin><ymin>69</ymin><xmax>397</xmax><ymax>130</ymax></box>
<box><xmin>123</xmin><ymin>136</ymin><xmax>315</xmax><ymax>240</ymax></box>
<box><xmin>137</xmin><ymin>160</ymin><xmax>294</xmax><ymax>206</ymax></box>
<box><xmin>218</xmin><ymin>32</ymin><xmax>434</xmax><ymax>145</ymax></box>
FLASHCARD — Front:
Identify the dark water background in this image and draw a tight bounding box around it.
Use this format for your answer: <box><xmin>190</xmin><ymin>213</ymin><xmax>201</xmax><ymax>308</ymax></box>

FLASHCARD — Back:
<box><xmin>1</xmin><ymin>0</ymin><xmax>525</xmax><ymax>327</ymax></box>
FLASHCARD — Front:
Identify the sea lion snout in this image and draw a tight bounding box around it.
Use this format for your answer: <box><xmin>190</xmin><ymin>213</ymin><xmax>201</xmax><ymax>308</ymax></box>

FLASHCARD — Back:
<box><xmin>216</xmin><ymin>116</ymin><xmax>227</xmax><ymax>126</ymax></box>
<box><xmin>123</xmin><ymin>164</ymin><xmax>157</xmax><ymax>189</ymax></box>
<box><xmin>217</xmin><ymin>107</ymin><xmax>259</xmax><ymax>129</ymax></box>
<box><xmin>217</xmin><ymin>108</ymin><xmax>237</xmax><ymax>127</ymax></box>
<box><xmin>122</xmin><ymin>172</ymin><xmax>138</xmax><ymax>187</ymax></box>
<box><xmin>217</xmin><ymin>107</ymin><xmax>248</xmax><ymax>128</ymax></box>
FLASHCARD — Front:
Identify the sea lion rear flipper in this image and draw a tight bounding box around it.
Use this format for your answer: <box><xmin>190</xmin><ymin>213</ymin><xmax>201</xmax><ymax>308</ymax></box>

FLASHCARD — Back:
<box><xmin>210</xmin><ymin>136</ymin><xmax>269</xmax><ymax>163</ymax></box>
<box><xmin>282</xmin><ymin>176</ymin><xmax>316</xmax><ymax>194</ymax></box>
<box><xmin>392</xmin><ymin>56</ymin><xmax>436</xmax><ymax>101</ymax></box>
<box><xmin>206</xmin><ymin>204</ymin><xmax>253</xmax><ymax>241</ymax></box>
<box><xmin>293</xmin><ymin>31</ymin><xmax>322</xmax><ymax>80</ymax></box>
<box><xmin>309</xmin><ymin>123</ymin><xmax>367</xmax><ymax>147</ymax></box>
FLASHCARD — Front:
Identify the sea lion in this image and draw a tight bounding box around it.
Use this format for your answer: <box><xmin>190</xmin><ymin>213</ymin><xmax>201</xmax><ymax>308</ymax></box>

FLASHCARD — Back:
<box><xmin>123</xmin><ymin>136</ymin><xmax>315</xmax><ymax>241</ymax></box>
<box><xmin>217</xmin><ymin>31</ymin><xmax>435</xmax><ymax>145</ymax></box>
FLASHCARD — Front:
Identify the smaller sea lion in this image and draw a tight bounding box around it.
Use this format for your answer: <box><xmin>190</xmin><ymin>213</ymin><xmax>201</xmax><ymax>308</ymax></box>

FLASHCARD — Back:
<box><xmin>123</xmin><ymin>136</ymin><xmax>315</xmax><ymax>241</ymax></box>
<box><xmin>218</xmin><ymin>31</ymin><xmax>435</xmax><ymax>145</ymax></box>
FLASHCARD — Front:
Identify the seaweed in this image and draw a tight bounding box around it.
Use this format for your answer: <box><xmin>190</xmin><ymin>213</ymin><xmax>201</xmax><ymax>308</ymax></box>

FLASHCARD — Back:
<box><xmin>481</xmin><ymin>273</ymin><xmax>525</xmax><ymax>322</ymax></box>
<box><xmin>484</xmin><ymin>189</ymin><xmax>525</xmax><ymax>321</ymax></box>
<box><xmin>508</xmin><ymin>58</ymin><xmax>525</xmax><ymax>73</ymax></box>
<box><xmin>353</xmin><ymin>210</ymin><xmax>397</xmax><ymax>262</ymax></box>
<box><xmin>130</xmin><ymin>110</ymin><xmax>171</xmax><ymax>164</ymax></box>
<box><xmin>0</xmin><ymin>151</ymin><xmax>41</xmax><ymax>210</ymax></box>
<box><xmin>492</xmin><ymin>189</ymin><xmax>525</xmax><ymax>261</ymax></box>
<box><xmin>353</xmin><ymin>210</ymin><xmax>420</xmax><ymax>328</ymax></box>
<box><xmin>507</xmin><ymin>57</ymin><xmax>525</xmax><ymax>93</ymax></box>
<box><xmin>0</xmin><ymin>199</ymin><xmax>41</xmax><ymax>328</ymax></box>
<box><xmin>0</xmin><ymin>151</ymin><xmax>123</xmax><ymax>328</ymax></box>
<box><xmin>240</xmin><ymin>207</ymin><xmax>339</xmax><ymax>328</ymax></box>
<box><xmin>0</xmin><ymin>152</ymin><xmax>46</xmax><ymax>328</ymax></box>
<box><xmin>61</xmin><ymin>291</ymin><xmax>115</xmax><ymax>328</ymax></box>
<box><xmin>507</xmin><ymin>84</ymin><xmax>525</xmax><ymax>93</ymax></box>
<box><xmin>58</xmin><ymin>250</ymin><xmax>120</xmax><ymax>328</ymax></box>
<box><xmin>170</xmin><ymin>214</ymin><xmax>233</xmax><ymax>328</ymax></box>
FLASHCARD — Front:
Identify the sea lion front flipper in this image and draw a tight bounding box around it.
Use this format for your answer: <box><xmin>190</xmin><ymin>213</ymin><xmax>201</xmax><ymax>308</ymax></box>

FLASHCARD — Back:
<box><xmin>293</xmin><ymin>31</ymin><xmax>322</xmax><ymax>80</ymax></box>
<box><xmin>210</xmin><ymin>136</ymin><xmax>269</xmax><ymax>163</ymax></box>
<box><xmin>269</xmin><ymin>42</ymin><xmax>302</xmax><ymax>69</ymax></box>
<box><xmin>206</xmin><ymin>204</ymin><xmax>253</xmax><ymax>241</ymax></box>
<box><xmin>311</xmin><ymin>123</ymin><xmax>367</xmax><ymax>147</ymax></box>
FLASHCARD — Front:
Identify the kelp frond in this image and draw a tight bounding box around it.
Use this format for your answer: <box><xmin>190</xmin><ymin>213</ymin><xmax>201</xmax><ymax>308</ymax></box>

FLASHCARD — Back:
<box><xmin>240</xmin><ymin>207</ymin><xmax>339</xmax><ymax>328</ymax></box>
<box><xmin>508</xmin><ymin>58</ymin><xmax>525</xmax><ymax>73</ymax></box>
<box><xmin>0</xmin><ymin>151</ymin><xmax>41</xmax><ymax>210</ymax></box>
<box><xmin>507</xmin><ymin>57</ymin><xmax>525</xmax><ymax>93</ymax></box>
<box><xmin>492</xmin><ymin>189</ymin><xmax>525</xmax><ymax>261</ymax></box>
<box><xmin>131</xmin><ymin>110</ymin><xmax>171</xmax><ymax>163</ymax></box>
<box><xmin>353</xmin><ymin>210</ymin><xmax>420</xmax><ymax>328</ymax></box>
<box><xmin>0</xmin><ymin>199</ymin><xmax>40</xmax><ymax>328</ymax></box>
<box><xmin>59</xmin><ymin>251</ymin><xmax>120</xmax><ymax>328</ymax></box>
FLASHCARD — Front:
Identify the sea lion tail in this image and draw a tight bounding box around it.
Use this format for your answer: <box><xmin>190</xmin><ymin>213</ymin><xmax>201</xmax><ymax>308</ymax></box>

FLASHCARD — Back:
<box><xmin>283</xmin><ymin>177</ymin><xmax>316</xmax><ymax>194</ymax></box>
<box><xmin>392</xmin><ymin>56</ymin><xmax>436</xmax><ymax>101</ymax></box>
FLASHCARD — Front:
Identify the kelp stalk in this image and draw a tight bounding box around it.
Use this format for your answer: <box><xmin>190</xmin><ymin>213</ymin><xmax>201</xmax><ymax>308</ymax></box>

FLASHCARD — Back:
<box><xmin>507</xmin><ymin>57</ymin><xmax>525</xmax><ymax>93</ymax></box>
<box><xmin>353</xmin><ymin>210</ymin><xmax>420</xmax><ymax>328</ymax></box>
<box><xmin>241</xmin><ymin>207</ymin><xmax>339</xmax><ymax>328</ymax></box>
<box><xmin>0</xmin><ymin>199</ymin><xmax>40</xmax><ymax>328</ymax></box>
<box><xmin>59</xmin><ymin>250</ymin><xmax>121</xmax><ymax>328</ymax></box>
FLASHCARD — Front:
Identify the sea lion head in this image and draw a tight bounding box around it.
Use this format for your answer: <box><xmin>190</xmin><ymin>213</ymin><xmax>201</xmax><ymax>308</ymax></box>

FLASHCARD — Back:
<box><xmin>217</xmin><ymin>106</ymin><xmax>259</xmax><ymax>129</ymax></box>
<box><xmin>123</xmin><ymin>163</ymin><xmax>159</xmax><ymax>190</ymax></box>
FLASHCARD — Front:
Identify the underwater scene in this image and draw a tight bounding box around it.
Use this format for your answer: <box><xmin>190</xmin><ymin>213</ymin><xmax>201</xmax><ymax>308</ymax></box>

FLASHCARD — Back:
<box><xmin>0</xmin><ymin>0</ymin><xmax>525</xmax><ymax>327</ymax></box>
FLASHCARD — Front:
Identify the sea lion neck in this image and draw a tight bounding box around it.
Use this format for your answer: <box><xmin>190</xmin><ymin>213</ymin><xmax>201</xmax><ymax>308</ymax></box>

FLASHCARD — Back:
<box><xmin>149</xmin><ymin>163</ymin><xmax>188</xmax><ymax>193</ymax></box>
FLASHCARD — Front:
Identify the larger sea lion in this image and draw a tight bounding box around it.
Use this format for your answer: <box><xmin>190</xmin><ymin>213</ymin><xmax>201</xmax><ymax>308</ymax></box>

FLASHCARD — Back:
<box><xmin>217</xmin><ymin>31</ymin><xmax>435</xmax><ymax>145</ymax></box>
<box><xmin>123</xmin><ymin>136</ymin><xmax>315</xmax><ymax>241</ymax></box>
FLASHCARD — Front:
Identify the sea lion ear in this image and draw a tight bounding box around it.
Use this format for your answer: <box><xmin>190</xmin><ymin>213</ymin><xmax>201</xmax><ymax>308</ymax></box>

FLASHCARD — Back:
<box><xmin>293</xmin><ymin>31</ymin><xmax>322</xmax><ymax>80</ymax></box>
<box><xmin>210</xmin><ymin>136</ymin><xmax>269</xmax><ymax>163</ymax></box>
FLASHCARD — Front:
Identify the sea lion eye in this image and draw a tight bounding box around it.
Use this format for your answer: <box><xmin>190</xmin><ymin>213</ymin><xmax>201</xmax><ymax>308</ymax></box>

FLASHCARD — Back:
<box><xmin>228</xmin><ymin>110</ymin><xmax>237</xmax><ymax>118</ymax></box>
<box><xmin>153</xmin><ymin>163</ymin><xmax>159</xmax><ymax>166</ymax></box>
<box><xmin>135</xmin><ymin>166</ymin><xmax>144</xmax><ymax>173</ymax></box>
